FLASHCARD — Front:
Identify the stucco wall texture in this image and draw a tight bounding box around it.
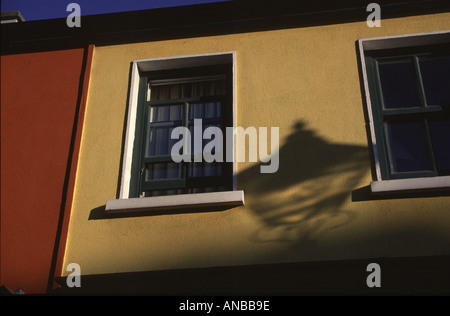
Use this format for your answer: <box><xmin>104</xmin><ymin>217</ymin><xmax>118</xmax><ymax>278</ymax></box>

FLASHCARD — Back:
<box><xmin>63</xmin><ymin>13</ymin><xmax>450</xmax><ymax>276</ymax></box>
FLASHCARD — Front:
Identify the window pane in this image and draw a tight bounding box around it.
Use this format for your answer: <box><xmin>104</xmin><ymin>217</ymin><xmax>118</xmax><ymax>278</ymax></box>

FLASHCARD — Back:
<box><xmin>187</xmin><ymin>121</ymin><xmax>221</xmax><ymax>155</ymax></box>
<box><xmin>429</xmin><ymin>120</ymin><xmax>450</xmax><ymax>172</ymax></box>
<box><xmin>146</xmin><ymin>163</ymin><xmax>182</xmax><ymax>180</ymax></box>
<box><xmin>157</xmin><ymin>85</ymin><xmax>170</xmax><ymax>100</ymax></box>
<box><xmin>189</xmin><ymin>103</ymin><xmax>204</xmax><ymax>119</ymax></box>
<box><xmin>204</xmin><ymin>79</ymin><xmax>226</xmax><ymax>96</ymax></box>
<box><xmin>378</xmin><ymin>59</ymin><xmax>421</xmax><ymax>109</ymax></box>
<box><xmin>148</xmin><ymin>105</ymin><xmax>182</xmax><ymax>157</ymax></box>
<box><xmin>188</xmin><ymin>162</ymin><xmax>222</xmax><ymax>177</ymax></box>
<box><xmin>188</xmin><ymin>162</ymin><xmax>204</xmax><ymax>177</ymax></box>
<box><xmin>182</xmin><ymin>83</ymin><xmax>193</xmax><ymax>98</ymax></box>
<box><xmin>150</xmin><ymin>127</ymin><xmax>169</xmax><ymax>156</ymax></box>
<box><xmin>386</xmin><ymin>121</ymin><xmax>431</xmax><ymax>173</ymax></box>
<box><xmin>169</xmin><ymin>105</ymin><xmax>182</xmax><ymax>121</ymax></box>
<box><xmin>149</xmin><ymin>126</ymin><xmax>184</xmax><ymax>156</ymax></box>
<box><xmin>143</xmin><ymin>189</ymin><xmax>185</xmax><ymax>197</ymax></box>
<box><xmin>151</xmin><ymin>105</ymin><xmax>182</xmax><ymax>123</ymax></box>
<box><xmin>170</xmin><ymin>84</ymin><xmax>181</xmax><ymax>99</ymax></box>
<box><xmin>155</xmin><ymin>105</ymin><xmax>169</xmax><ymax>122</ymax></box>
<box><xmin>204</xmin><ymin>102</ymin><xmax>221</xmax><ymax>119</ymax></box>
<box><xmin>142</xmin><ymin>74</ymin><xmax>229</xmax><ymax>196</ymax></box>
<box><xmin>150</xmin><ymin>78</ymin><xmax>225</xmax><ymax>100</ymax></box>
<box><xmin>419</xmin><ymin>56</ymin><xmax>450</xmax><ymax>106</ymax></box>
<box><xmin>189</xmin><ymin>103</ymin><xmax>221</xmax><ymax>121</ymax></box>
<box><xmin>204</xmin><ymin>162</ymin><xmax>222</xmax><ymax>177</ymax></box>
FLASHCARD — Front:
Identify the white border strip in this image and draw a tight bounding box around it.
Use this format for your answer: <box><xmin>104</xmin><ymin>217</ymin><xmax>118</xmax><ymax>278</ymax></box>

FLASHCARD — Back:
<box><xmin>359</xmin><ymin>30</ymin><xmax>450</xmax><ymax>51</ymax></box>
<box><xmin>107</xmin><ymin>190</ymin><xmax>244</xmax><ymax>213</ymax></box>
<box><xmin>358</xmin><ymin>39</ymin><xmax>382</xmax><ymax>180</ymax></box>
<box><xmin>119</xmin><ymin>61</ymin><xmax>140</xmax><ymax>199</ymax></box>
<box><xmin>371</xmin><ymin>176</ymin><xmax>450</xmax><ymax>193</ymax></box>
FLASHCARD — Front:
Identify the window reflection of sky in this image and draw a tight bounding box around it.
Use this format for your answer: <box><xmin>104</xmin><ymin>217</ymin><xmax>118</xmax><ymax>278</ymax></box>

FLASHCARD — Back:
<box><xmin>429</xmin><ymin>120</ymin><xmax>450</xmax><ymax>172</ymax></box>
<box><xmin>378</xmin><ymin>59</ymin><xmax>420</xmax><ymax>109</ymax></box>
<box><xmin>387</xmin><ymin>121</ymin><xmax>431</xmax><ymax>173</ymax></box>
<box><xmin>419</xmin><ymin>56</ymin><xmax>450</xmax><ymax>106</ymax></box>
<box><xmin>377</xmin><ymin>55</ymin><xmax>450</xmax><ymax>175</ymax></box>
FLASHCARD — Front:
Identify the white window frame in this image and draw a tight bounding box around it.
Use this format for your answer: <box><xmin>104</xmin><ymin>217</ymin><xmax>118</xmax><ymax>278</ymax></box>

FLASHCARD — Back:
<box><xmin>106</xmin><ymin>52</ymin><xmax>244</xmax><ymax>213</ymax></box>
<box><xmin>358</xmin><ymin>30</ymin><xmax>450</xmax><ymax>193</ymax></box>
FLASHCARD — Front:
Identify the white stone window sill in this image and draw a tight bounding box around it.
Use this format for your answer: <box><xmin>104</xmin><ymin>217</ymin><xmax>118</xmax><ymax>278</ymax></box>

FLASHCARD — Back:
<box><xmin>106</xmin><ymin>190</ymin><xmax>244</xmax><ymax>214</ymax></box>
<box><xmin>370</xmin><ymin>176</ymin><xmax>450</xmax><ymax>193</ymax></box>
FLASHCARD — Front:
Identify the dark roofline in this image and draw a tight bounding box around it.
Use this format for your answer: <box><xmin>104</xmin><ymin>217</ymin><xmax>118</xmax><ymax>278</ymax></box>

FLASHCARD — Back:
<box><xmin>2</xmin><ymin>0</ymin><xmax>450</xmax><ymax>54</ymax></box>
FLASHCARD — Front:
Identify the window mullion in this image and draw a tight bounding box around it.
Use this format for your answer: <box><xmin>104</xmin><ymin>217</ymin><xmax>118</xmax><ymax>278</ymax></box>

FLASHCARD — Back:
<box><xmin>414</xmin><ymin>55</ymin><xmax>438</xmax><ymax>174</ymax></box>
<box><xmin>423</xmin><ymin>118</ymin><xmax>438</xmax><ymax>174</ymax></box>
<box><xmin>413</xmin><ymin>55</ymin><xmax>428</xmax><ymax>107</ymax></box>
<box><xmin>370</xmin><ymin>57</ymin><xmax>390</xmax><ymax>180</ymax></box>
<box><xmin>182</xmin><ymin>101</ymin><xmax>190</xmax><ymax>184</ymax></box>
<box><xmin>139</xmin><ymin>104</ymin><xmax>151</xmax><ymax>196</ymax></box>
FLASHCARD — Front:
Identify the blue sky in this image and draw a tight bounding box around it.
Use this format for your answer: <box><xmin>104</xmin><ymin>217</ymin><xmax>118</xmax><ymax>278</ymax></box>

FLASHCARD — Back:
<box><xmin>1</xmin><ymin>0</ymin><xmax>229</xmax><ymax>21</ymax></box>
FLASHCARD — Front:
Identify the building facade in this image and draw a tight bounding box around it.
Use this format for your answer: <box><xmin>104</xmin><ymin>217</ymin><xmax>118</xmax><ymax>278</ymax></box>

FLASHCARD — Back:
<box><xmin>1</xmin><ymin>0</ymin><xmax>450</xmax><ymax>295</ymax></box>
<box><xmin>1</xmin><ymin>45</ymin><xmax>93</xmax><ymax>294</ymax></box>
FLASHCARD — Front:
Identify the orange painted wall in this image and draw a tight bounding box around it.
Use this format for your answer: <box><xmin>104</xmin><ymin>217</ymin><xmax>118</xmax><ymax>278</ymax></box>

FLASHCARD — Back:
<box><xmin>1</xmin><ymin>48</ymin><xmax>85</xmax><ymax>294</ymax></box>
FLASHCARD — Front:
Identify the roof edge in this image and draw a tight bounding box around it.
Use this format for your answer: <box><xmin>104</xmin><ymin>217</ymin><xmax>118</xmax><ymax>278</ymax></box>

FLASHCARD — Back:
<box><xmin>2</xmin><ymin>0</ymin><xmax>450</xmax><ymax>54</ymax></box>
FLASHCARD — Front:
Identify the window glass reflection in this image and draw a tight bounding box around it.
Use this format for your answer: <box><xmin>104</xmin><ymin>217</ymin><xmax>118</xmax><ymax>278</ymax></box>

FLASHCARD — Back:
<box><xmin>145</xmin><ymin>163</ymin><xmax>182</xmax><ymax>181</ymax></box>
<box><xmin>378</xmin><ymin>59</ymin><xmax>421</xmax><ymax>109</ymax></box>
<box><xmin>386</xmin><ymin>121</ymin><xmax>431</xmax><ymax>173</ymax></box>
<box><xmin>429</xmin><ymin>119</ymin><xmax>450</xmax><ymax>173</ymax></box>
<box><xmin>419</xmin><ymin>56</ymin><xmax>450</xmax><ymax>106</ymax></box>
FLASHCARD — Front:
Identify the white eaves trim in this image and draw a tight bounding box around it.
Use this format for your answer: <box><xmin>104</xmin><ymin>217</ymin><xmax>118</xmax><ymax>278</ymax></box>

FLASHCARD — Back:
<box><xmin>370</xmin><ymin>176</ymin><xmax>450</xmax><ymax>193</ymax></box>
<box><xmin>106</xmin><ymin>190</ymin><xmax>244</xmax><ymax>214</ymax></box>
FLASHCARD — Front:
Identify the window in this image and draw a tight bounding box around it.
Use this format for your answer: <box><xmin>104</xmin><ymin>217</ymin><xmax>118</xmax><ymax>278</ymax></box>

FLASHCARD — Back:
<box><xmin>132</xmin><ymin>65</ymin><xmax>233</xmax><ymax>198</ymax></box>
<box><xmin>106</xmin><ymin>52</ymin><xmax>244</xmax><ymax>213</ymax></box>
<box><xmin>359</xmin><ymin>31</ymin><xmax>450</xmax><ymax>192</ymax></box>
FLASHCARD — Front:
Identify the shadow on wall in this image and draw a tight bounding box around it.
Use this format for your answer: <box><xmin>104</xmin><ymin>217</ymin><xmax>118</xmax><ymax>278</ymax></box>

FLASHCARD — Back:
<box><xmin>239</xmin><ymin>120</ymin><xmax>369</xmax><ymax>245</ymax></box>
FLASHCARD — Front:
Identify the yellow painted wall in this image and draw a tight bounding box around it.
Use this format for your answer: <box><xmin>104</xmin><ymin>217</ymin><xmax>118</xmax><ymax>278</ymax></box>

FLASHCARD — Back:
<box><xmin>63</xmin><ymin>13</ymin><xmax>450</xmax><ymax>276</ymax></box>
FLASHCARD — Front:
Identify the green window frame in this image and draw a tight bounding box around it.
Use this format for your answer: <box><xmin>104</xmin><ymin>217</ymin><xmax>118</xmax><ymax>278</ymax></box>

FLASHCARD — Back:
<box><xmin>364</xmin><ymin>43</ymin><xmax>450</xmax><ymax>181</ymax></box>
<box><xmin>129</xmin><ymin>65</ymin><xmax>234</xmax><ymax>198</ymax></box>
